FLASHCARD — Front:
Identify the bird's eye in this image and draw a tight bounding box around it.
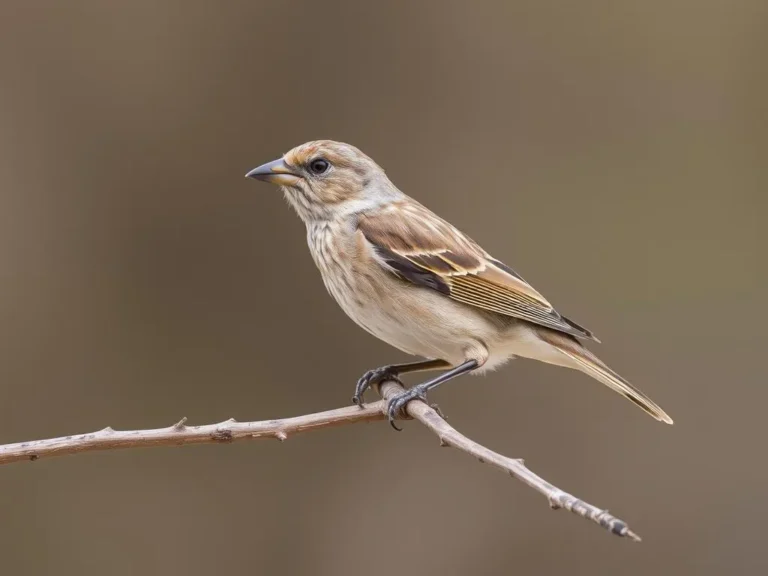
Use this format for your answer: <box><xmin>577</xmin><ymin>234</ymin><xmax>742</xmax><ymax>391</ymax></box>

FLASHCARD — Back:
<box><xmin>308</xmin><ymin>158</ymin><xmax>330</xmax><ymax>175</ymax></box>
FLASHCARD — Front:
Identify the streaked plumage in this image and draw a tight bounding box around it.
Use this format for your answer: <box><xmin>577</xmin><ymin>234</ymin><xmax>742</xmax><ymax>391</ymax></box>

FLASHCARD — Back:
<box><xmin>357</xmin><ymin>200</ymin><xmax>598</xmax><ymax>341</ymax></box>
<box><xmin>246</xmin><ymin>140</ymin><xmax>673</xmax><ymax>426</ymax></box>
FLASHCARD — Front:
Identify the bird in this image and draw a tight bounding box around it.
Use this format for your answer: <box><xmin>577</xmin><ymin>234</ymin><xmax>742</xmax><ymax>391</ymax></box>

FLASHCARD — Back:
<box><xmin>245</xmin><ymin>140</ymin><xmax>673</xmax><ymax>429</ymax></box>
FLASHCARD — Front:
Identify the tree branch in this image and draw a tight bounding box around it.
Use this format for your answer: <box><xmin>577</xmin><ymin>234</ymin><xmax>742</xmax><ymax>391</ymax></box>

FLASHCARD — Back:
<box><xmin>0</xmin><ymin>380</ymin><xmax>639</xmax><ymax>542</ymax></box>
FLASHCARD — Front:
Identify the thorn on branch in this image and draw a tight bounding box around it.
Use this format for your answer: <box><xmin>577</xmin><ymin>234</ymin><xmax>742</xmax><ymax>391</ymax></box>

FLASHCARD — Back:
<box><xmin>173</xmin><ymin>417</ymin><xmax>188</xmax><ymax>430</ymax></box>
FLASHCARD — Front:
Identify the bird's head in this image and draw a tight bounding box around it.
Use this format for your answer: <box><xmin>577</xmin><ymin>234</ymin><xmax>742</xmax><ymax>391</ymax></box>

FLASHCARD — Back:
<box><xmin>246</xmin><ymin>140</ymin><xmax>397</xmax><ymax>222</ymax></box>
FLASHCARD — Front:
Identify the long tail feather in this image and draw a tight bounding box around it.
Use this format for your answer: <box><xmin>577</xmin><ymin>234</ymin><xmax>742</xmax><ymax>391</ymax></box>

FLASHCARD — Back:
<box><xmin>538</xmin><ymin>330</ymin><xmax>673</xmax><ymax>424</ymax></box>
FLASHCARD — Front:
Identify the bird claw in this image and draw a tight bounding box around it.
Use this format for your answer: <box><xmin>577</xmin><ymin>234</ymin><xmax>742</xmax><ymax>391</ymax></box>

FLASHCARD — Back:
<box><xmin>386</xmin><ymin>385</ymin><xmax>429</xmax><ymax>430</ymax></box>
<box><xmin>352</xmin><ymin>366</ymin><xmax>402</xmax><ymax>408</ymax></box>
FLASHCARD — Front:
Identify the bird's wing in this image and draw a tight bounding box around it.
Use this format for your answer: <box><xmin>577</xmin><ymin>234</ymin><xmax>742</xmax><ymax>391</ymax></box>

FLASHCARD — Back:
<box><xmin>357</xmin><ymin>201</ymin><xmax>598</xmax><ymax>341</ymax></box>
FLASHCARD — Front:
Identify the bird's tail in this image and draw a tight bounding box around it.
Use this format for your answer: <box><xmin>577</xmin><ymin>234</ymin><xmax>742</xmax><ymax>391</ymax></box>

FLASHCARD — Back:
<box><xmin>537</xmin><ymin>329</ymin><xmax>673</xmax><ymax>424</ymax></box>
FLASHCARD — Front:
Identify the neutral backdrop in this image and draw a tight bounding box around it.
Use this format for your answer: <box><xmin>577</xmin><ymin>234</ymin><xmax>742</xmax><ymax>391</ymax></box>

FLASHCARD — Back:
<box><xmin>1</xmin><ymin>2</ymin><xmax>765</xmax><ymax>575</ymax></box>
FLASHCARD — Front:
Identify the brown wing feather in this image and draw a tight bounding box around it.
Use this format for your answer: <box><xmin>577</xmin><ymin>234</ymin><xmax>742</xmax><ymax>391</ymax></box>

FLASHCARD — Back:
<box><xmin>358</xmin><ymin>201</ymin><xmax>598</xmax><ymax>341</ymax></box>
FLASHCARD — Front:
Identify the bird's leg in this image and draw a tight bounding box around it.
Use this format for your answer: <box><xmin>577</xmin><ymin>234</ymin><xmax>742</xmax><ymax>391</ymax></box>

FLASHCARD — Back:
<box><xmin>386</xmin><ymin>359</ymin><xmax>479</xmax><ymax>430</ymax></box>
<box><xmin>353</xmin><ymin>359</ymin><xmax>450</xmax><ymax>407</ymax></box>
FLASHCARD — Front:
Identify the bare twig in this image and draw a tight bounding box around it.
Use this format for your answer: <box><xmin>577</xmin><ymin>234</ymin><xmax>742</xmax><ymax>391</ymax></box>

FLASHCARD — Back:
<box><xmin>0</xmin><ymin>380</ymin><xmax>639</xmax><ymax>541</ymax></box>
<box><xmin>0</xmin><ymin>403</ymin><xmax>385</xmax><ymax>463</ymax></box>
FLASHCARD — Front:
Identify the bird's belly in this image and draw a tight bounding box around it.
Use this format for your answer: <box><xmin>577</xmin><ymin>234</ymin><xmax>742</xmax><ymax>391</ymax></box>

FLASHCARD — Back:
<box><xmin>309</xmin><ymin>223</ymin><xmax>500</xmax><ymax>366</ymax></box>
<box><xmin>323</xmin><ymin>268</ymin><xmax>492</xmax><ymax>365</ymax></box>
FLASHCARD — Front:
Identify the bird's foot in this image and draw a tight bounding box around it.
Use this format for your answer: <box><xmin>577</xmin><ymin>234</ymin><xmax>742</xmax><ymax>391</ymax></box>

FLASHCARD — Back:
<box><xmin>352</xmin><ymin>366</ymin><xmax>403</xmax><ymax>408</ymax></box>
<box><xmin>386</xmin><ymin>384</ymin><xmax>431</xmax><ymax>431</ymax></box>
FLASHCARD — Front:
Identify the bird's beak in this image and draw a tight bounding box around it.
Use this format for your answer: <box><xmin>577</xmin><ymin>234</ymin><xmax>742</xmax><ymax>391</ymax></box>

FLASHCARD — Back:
<box><xmin>245</xmin><ymin>158</ymin><xmax>302</xmax><ymax>186</ymax></box>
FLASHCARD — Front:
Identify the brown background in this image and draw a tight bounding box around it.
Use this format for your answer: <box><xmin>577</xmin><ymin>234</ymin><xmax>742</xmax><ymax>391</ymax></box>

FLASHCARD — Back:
<box><xmin>0</xmin><ymin>1</ymin><xmax>765</xmax><ymax>574</ymax></box>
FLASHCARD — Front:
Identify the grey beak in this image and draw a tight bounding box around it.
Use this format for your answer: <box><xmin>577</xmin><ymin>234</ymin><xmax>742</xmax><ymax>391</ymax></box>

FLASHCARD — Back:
<box><xmin>245</xmin><ymin>158</ymin><xmax>302</xmax><ymax>186</ymax></box>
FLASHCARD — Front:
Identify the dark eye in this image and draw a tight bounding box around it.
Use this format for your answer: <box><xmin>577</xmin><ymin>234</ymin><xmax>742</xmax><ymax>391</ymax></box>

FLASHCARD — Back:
<box><xmin>308</xmin><ymin>158</ymin><xmax>330</xmax><ymax>175</ymax></box>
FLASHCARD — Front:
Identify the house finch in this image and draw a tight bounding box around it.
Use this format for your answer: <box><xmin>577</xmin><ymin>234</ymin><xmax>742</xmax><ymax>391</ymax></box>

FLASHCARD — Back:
<box><xmin>246</xmin><ymin>140</ymin><xmax>673</xmax><ymax>429</ymax></box>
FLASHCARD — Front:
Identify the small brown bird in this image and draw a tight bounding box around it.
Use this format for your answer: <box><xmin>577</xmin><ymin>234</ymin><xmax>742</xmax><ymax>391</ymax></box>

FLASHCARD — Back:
<box><xmin>246</xmin><ymin>140</ymin><xmax>673</xmax><ymax>428</ymax></box>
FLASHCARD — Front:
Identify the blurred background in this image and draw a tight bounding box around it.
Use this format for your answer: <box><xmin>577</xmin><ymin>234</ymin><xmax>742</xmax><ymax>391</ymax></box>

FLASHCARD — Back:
<box><xmin>0</xmin><ymin>1</ymin><xmax>765</xmax><ymax>574</ymax></box>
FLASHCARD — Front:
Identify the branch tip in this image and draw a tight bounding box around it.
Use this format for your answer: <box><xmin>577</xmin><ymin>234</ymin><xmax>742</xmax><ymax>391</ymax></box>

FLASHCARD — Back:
<box><xmin>626</xmin><ymin>529</ymin><xmax>642</xmax><ymax>542</ymax></box>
